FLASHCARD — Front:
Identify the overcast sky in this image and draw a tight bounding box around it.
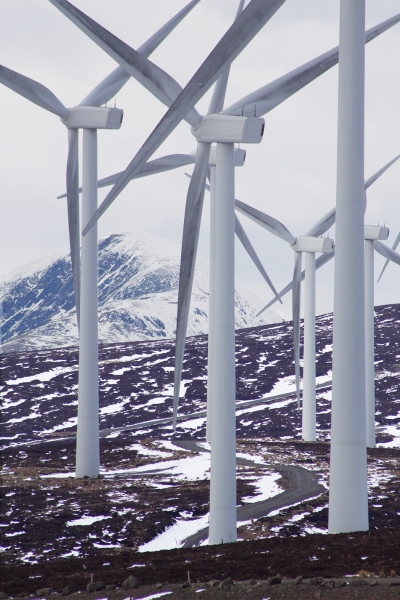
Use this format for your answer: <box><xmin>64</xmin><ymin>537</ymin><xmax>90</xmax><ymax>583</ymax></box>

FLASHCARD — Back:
<box><xmin>1</xmin><ymin>0</ymin><xmax>399</xmax><ymax>319</ymax></box>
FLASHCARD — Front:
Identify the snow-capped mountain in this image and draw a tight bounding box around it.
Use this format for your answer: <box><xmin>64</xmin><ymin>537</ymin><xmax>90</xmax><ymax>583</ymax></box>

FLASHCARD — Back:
<box><xmin>1</xmin><ymin>230</ymin><xmax>279</xmax><ymax>352</ymax></box>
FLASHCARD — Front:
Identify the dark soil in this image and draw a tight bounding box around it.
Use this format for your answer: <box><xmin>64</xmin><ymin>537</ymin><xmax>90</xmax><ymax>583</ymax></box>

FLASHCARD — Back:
<box><xmin>1</xmin><ymin>530</ymin><xmax>400</xmax><ymax>598</ymax></box>
<box><xmin>1</xmin><ymin>438</ymin><xmax>399</xmax><ymax>598</ymax></box>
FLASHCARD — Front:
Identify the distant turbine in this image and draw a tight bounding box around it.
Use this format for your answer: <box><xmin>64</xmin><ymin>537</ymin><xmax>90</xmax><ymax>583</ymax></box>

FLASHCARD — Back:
<box><xmin>377</xmin><ymin>230</ymin><xmax>400</xmax><ymax>282</ymax></box>
<box><xmin>259</xmin><ymin>153</ymin><xmax>400</xmax><ymax>311</ymax></box>
<box><xmin>364</xmin><ymin>226</ymin><xmax>400</xmax><ymax>448</ymax></box>
<box><xmin>256</xmin><ymin>154</ymin><xmax>400</xmax><ymax>442</ymax></box>
<box><xmin>235</xmin><ymin>200</ymin><xmax>333</xmax><ymax>440</ymax></box>
<box><xmin>260</xmin><ymin>229</ymin><xmax>400</xmax><ymax>451</ymax></box>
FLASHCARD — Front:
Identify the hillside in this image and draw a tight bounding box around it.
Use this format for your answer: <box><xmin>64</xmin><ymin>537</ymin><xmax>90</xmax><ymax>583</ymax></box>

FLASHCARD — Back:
<box><xmin>1</xmin><ymin>304</ymin><xmax>399</xmax><ymax>598</ymax></box>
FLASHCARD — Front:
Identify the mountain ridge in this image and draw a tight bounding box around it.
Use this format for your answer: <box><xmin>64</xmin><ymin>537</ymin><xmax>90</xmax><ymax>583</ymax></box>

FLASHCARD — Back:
<box><xmin>1</xmin><ymin>230</ymin><xmax>279</xmax><ymax>353</ymax></box>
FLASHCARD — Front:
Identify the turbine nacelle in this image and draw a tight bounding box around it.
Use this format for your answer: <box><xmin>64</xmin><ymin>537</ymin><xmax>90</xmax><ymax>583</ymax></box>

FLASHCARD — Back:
<box><xmin>61</xmin><ymin>106</ymin><xmax>123</xmax><ymax>130</ymax></box>
<box><xmin>191</xmin><ymin>114</ymin><xmax>264</xmax><ymax>144</ymax></box>
<box><xmin>364</xmin><ymin>225</ymin><xmax>389</xmax><ymax>241</ymax></box>
<box><xmin>291</xmin><ymin>236</ymin><xmax>334</xmax><ymax>253</ymax></box>
<box><xmin>190</xmin><ymin>145</ymin><xmax>246</xmax><ymax>166</ymax></box>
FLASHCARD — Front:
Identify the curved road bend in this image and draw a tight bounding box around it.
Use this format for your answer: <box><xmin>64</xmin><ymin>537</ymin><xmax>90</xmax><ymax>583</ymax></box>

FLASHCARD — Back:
<box><xmin>173</xmin><ymin>440</ymin><xmax>325</xmax><ymax>549</ymax></box>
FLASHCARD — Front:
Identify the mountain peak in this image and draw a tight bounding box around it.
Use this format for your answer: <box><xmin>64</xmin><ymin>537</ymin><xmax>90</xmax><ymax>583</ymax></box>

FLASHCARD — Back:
<box><xmin>1</xmin><ymin>231</ymin><xmax>279</xmax><ymax>353</ymax></box>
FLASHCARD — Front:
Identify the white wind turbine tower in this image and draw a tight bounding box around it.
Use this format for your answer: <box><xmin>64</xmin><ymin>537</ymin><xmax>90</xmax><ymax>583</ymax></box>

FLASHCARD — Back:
<box><xmin>328</xmin><ymin>0</ymin><xmax>369</xmax><ymax>534</ymax></box>
<box><xmin>49</xmin><ymin>0</ymin><xmax>400</xmax><ymax>541</ymax></box>
<box><xmin>250</xmin><ymin>154</ymin><xmax>400</xmax><ymax>442</ymax></box>
<box><xmin>330</xmin><ymin>0</ymin><xmax>399</xmax><ymax>528</ymax></box>
<box><xmin>1</xmin><ymin>0</ymin><xmax>202</xmax><ymax>479</ymax></box>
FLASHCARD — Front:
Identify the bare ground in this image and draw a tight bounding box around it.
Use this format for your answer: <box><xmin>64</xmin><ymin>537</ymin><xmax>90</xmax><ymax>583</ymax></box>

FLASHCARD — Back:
<box><xmin>1</xmin><ymin>437</ymin><xmax>399</xmax><ymax>599</ymax></box>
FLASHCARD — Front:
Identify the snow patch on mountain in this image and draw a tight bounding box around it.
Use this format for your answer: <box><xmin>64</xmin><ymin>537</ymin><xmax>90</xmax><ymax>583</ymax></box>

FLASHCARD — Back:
<box><xmin>1</xmin><ymin>230</ymin><xmax>279</xmax><ymax>352</ymax></box>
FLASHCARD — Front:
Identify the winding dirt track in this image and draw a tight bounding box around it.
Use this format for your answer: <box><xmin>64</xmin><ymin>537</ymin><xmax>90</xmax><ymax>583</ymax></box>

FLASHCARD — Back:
<box><xmin>173</xmin><ymin>440</ymin><xmax>325</xmax><ymax>548</ymax></box>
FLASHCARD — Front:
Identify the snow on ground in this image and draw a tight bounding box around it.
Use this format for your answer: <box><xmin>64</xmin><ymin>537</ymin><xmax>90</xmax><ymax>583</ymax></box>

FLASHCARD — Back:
<box><xmin>67</xmin><ymin>515</ymin><xmax>111</xmax><ymax>527</ymax></box>
<box><xmin>136</xmin><ymin>593</ymin><xmax>172</xmax><ymax>599</ymax></box>
<box><xmin>105</xmin><ymin>453</ymin><xmax>210</xmax><ymax>480</ymax></box>
<box><xmin>377</xmin><ymin>425</ymin><xmax>400</xmax><ymax>448</ymax></box>
<box><xmin>6</xmin><ymin>366</ymin><xmax>76</xmax><ymax>385</ymax></box>
<box><xmin>138</xmin><ymin>468</ymin><xmax>282</xmax><ymax>552</ymax></box>
<box><xmin>241</xmin><ymin>473</ymin><xmax>282</xmax><ymax>503</ymax></box>
<box><xmin>139</xmin><ymin>513</ymin><xmax>210</xmax><ymax>552</ymax></box>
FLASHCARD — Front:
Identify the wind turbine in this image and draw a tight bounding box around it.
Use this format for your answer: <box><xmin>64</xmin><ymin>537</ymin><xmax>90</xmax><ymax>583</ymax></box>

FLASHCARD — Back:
<box><xmin>235</xmin><ymin>200</ymin><xmax>333</xmax><ymax>441</ymax></box>
<box><xmin>364</xmin><ymin>226</ymin><xmax>400</xmax><ymax>448</ymax></box>
<box><xmin>252</xmin><ymin>154</ymin><xmax>400</xmax><ymax>442</ymax></box>
<box><xmin>1</xmin><ymin>0</ymin><xmax>202</xmax><ymax>479</ymax></box>
<box><xmin>258</xmin><ymin>154</ymin><xmax>400</xmax><ymax>312</ymax></box>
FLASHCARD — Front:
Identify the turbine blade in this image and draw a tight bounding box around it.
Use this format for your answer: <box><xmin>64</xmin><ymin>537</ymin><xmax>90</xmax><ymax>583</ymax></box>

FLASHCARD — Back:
<box><xmin>207</xmin><ymin>0</ymin><xmax>245</xmax><ymax>115</ymax></box>
<box><xmin>364</xmin><ymin>153</ymin><xmax>400</xmax><ymax>189</ymax></box>
<box><xmin>258</xmin><ymin>279</ymin><xmax>294</xmax><ymax>316</ymax></box>
<box><xmin>257</xmin><ymin>249</ymin><xmax>335</xmax><ymax>315</ymax></box>
<box><xmin>315</xmin><ymin>249</ymin><xmax>335</xmax><ymax>269</ymax></box>
<box><xmin>235</xmin><ymin>214</ymin><xmax>282</xmax><ymax>303</ymax></box>
<box><xmin>80</xmin><ymin>68</ymin><xmax>130</xmax><ymax>108</ymax></box>
<box><xmin>377</xmin><ymin>231</ymin><xmax>400</xmax><ymax>282</ymax></box>
<box><xmin>222</xmin><ymin>13</ymin><xmax>400</xmax><ymax>117</ymax></box>
<box><xmin>374</xmin><ymin>240</ymin><xmax>400</xmax><ymax>266</ymax></box>
<box><xmin>173</xmin><ymin>143</ymin><xmax>211</xmax><ymax>430</ymax></box>
<box><xmin>306</xmin><ymin>153</ymin><xmax>400</xmax><ymax>238</ymax></box>
<box><xmin>57</xmin><ymin>154</ymin><xmax>196</xmax><ymax>198</ymax></box>
<box><xmin>305</xmin><ymin>207</ymin><xmax>336</xmax><ymax>238</ymax></box>
<box><xmin>80</xmin><ymin>0</ymin><xmax>202</xmax><ymax>107</ymax></box>
<box><xmin>0</xmin><ymin>64</ymin><xmax>68</xmax><ymax>119</ymax></box>
<box><xmin>235</xmin><ymin>199</ymin><xmax>296</xmax><ymax>244</ymax></box>
<box><xmin>200</xmin><ymin>180</ymin><xmax>289</xmax><ymax>296</ymax></box>
<box><xmin>82</xmin><ymin>0</ymin><xmax>286</xmax><ymax>236</ymax></box>
<box><xmin>138</xmin><ymin>0</ymin><xmax>202</xmax><ymax>58</ymax></box>
<box><xmin>49</xmin><ymin>0</ymin><xmax>201</xmax><ymax>127</ymax></box>
<box><xmin>292</xmin><ymin>252</ymin><xmax>302</xmax><ymax>408</ymax></box>
<box><xmin>66</xmin><ymin>129</ymin><xmax>80</xmax><ymax>329</ymax></box>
